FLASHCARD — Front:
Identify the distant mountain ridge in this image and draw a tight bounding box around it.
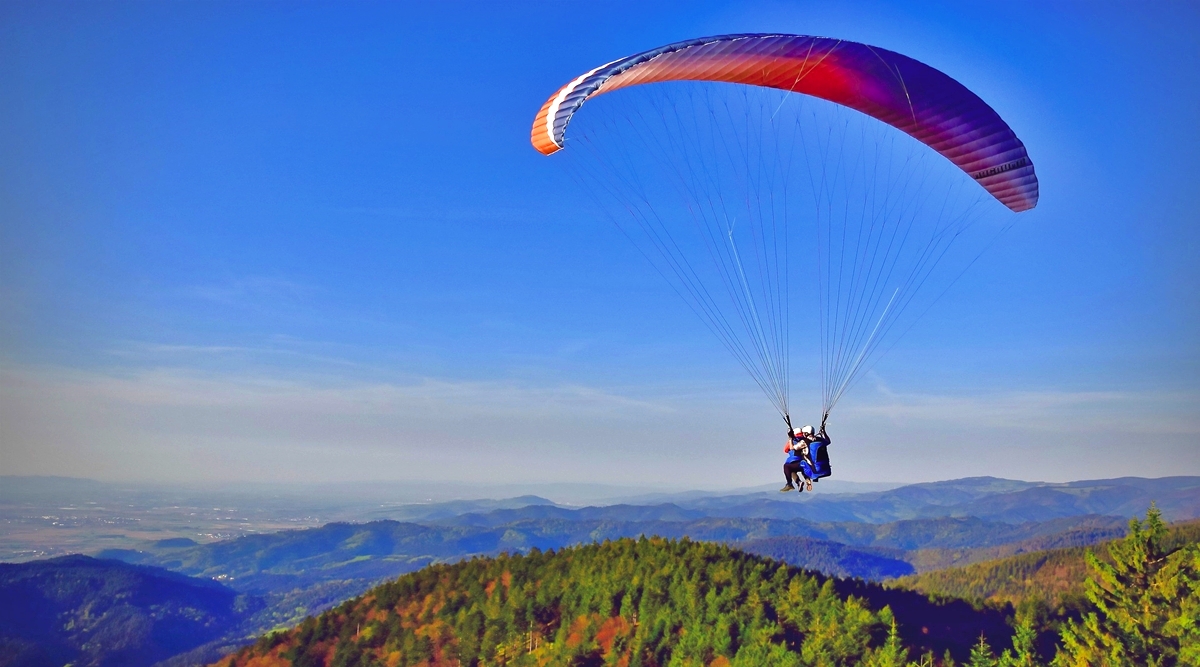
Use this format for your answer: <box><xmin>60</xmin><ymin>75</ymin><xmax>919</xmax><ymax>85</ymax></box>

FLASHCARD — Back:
<box><xmin>85</xmin><ymin>474</ymin><xmax>1200</xmax><ymax>605</ymax></box>
<box><xmin>99</xmin><ymin>512</ymin><xmax>1129</xmax><ymax>606</ymax></box>
<box><xmin>347</xmin><ymin>475</ymin><xmax>1200</xmax><ymax>526</ymax></box>
<box><xmin>659</xmin><ymin>476</ymin><xmax>1200</xmax><ymax>524</ymax></box>
<box><xmin>387</xmin><ymin>475</ymin><xmax>1200</xmax><ymax>526</ymax></box>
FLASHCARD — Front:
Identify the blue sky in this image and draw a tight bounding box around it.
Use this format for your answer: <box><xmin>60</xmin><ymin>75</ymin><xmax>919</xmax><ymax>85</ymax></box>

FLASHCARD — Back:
<box><xmin>1</xmin><ymin>1</ymin><xmax>1197</xmax><ymax>487</ymax></box>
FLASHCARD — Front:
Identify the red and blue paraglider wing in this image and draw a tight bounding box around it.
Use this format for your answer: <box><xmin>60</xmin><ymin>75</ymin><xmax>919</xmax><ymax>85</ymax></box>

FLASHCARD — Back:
<box><xmin>531</xmin><ymin>33</ymin><xmax>1037</xmax><ymax>212</ymax></box>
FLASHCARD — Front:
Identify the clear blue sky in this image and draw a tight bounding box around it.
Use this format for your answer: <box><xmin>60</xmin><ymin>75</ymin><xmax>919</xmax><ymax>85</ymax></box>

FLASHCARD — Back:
<box><xmin>1</xmin><ymin>1</ymin><xmax>1197</xmax><ymax>487</ymax></box>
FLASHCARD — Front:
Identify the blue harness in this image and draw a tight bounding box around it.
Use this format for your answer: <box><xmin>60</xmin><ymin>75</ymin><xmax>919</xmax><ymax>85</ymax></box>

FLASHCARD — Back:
<box><xmin>800</xmin><ymin>437</ymin><xmax>832</xmax><ymax>480</ymax></box>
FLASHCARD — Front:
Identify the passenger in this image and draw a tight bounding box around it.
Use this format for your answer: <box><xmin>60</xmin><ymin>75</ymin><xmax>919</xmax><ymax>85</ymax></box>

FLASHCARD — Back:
<box><xmin>780</xmin><ymin>426</ymin><xmax>814</xmax><ymax>493</ymax></box>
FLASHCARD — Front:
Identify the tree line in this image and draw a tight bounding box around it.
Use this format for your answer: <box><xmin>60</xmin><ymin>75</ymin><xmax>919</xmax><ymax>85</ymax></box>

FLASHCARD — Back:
<box><xmin>216</xmin><ymin>506</ymin><xmax>1199</xmax><ymax>667</ymax></box>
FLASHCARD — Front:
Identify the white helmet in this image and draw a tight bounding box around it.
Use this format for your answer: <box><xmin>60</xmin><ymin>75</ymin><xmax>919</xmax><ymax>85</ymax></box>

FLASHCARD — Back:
<box><xmin>800</xmin><ymin>425</ymin><xmax>815</xmax><ymax>436</ymax></box>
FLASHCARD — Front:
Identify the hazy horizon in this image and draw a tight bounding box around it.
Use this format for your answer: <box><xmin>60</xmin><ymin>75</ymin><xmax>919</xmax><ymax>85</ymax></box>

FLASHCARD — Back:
<box><xmin>0</xmin><ymin>472</ymin><xmax>1190</xmax><ymax>505</ymax></box>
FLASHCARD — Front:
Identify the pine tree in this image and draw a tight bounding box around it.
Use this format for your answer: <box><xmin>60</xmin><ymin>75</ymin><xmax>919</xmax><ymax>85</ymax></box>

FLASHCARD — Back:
<box><xmin>1054</xmin><ymin>504</ymin><xmax>1200</xmax><ymax>667</ymax></box>
<box><xmin>1171</xmin><ymin>546</ymin><xmax>1200</xmax><ymax>665</ymax></box>
<box><xmin>860</xmin><ymin>619</ymin><xmax>908</xmax><ymax>667</ymax></box>
<box><xmin>967</xmin><ymin>635</ymin><xmax>998</xmax><ymax>667</ymax></box>
<box><xmin>999</xmin><ymin>614</ymin><xmax>1042</xmax><ymax>667</ymax></box>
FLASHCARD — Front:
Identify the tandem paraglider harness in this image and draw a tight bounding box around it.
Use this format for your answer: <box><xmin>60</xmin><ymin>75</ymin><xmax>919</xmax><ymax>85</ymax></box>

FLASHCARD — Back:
<box><xmin>800</xmin><ymin>434</ymin><xmax>832</xmax><ymax>481</ymax></box>
<box><xmin>785</xmin><ymin>414</ymin><xmax>833</xmax><ymax>481</ymax></box>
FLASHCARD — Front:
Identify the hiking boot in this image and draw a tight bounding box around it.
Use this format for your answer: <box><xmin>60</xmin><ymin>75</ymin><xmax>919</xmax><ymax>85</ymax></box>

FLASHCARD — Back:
<box><xmin>779</xmin><ymin>485</ymin><xmax>795</xmax><ymax>493</ymax></box>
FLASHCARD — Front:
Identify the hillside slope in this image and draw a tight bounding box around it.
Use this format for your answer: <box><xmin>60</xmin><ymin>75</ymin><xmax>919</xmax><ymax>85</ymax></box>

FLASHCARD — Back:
<box><xmin>891</xmin><ymin>518</ymin><xmax>1200</xmax><ymax>608</ymax></box>
<box><xmin>0</xmin><ymin>555</ymin><xmax>251</xmax><ymax>667</ymax></box>
<box><xmin>904</xmin><ymin>516</ymin><xmax>1129</xmax><ymax>573</ymax></box>
<box><xmin>216</xmin><ymin>538</ymin><xmax>1011</xmax><ymax>667</ymax></box>
<box><xmin>737</xmin><ymin>536</ymin><xmax>915</xmax><ymax>579</ymax></box>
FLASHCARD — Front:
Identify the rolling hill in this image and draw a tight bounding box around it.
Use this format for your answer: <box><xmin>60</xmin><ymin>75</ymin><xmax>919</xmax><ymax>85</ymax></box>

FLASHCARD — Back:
<box><xmin>902</xmin><ymin>516</ymin><xmax>1130</xmax><ymax>572</ymax></box>
<box><xmin>0</xmin><ymin>555</ymin><xmax>252</xmax><ymax>667</ymax></box>
<box><xmin>891</xmin><ymin>518</ymin><xmax>1200</xmax><ymax>608</ymax></box>
<box><xmin>214</xmin><ymin>538</ymin><xmax>1011</xmax><ymax>667</ymax></box>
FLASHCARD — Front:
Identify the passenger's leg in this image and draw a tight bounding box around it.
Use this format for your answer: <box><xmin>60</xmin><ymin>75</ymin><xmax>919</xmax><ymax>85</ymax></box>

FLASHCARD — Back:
<box><xmin>784</xmin><ymin>462</ymin><xmax>803</xmax><ymax>488</ymax></box>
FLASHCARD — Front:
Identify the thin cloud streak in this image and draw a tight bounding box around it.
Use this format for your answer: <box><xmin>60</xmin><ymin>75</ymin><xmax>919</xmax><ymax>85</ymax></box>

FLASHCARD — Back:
<box><xmin>0</xmin><ymin>365</ymin><xmax>707</xmax><ymax>485</ymax></box>
<box><xmin>189</xmin><ymin>276</ymin><xmax>323</xmax><ymax>308</ymax></box>
<box><xmin>2</xmin><ymin>364</ymin><xmax>1196</xmax><ymax>485</ymax></box>
<box><xmin>846</xmin><ymin>387</ymin><xmax>1200</xmax><ymax>436</ymax></box>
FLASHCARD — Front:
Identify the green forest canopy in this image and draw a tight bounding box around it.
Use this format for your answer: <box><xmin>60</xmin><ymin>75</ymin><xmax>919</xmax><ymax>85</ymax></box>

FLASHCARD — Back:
<box><xmin>217</xmin><ymin>508</ymin><xmax>1199</xmax><ymax>667</ymax></box>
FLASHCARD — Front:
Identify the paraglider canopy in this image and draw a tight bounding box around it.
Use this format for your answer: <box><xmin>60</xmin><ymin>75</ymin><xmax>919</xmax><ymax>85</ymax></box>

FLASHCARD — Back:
<box><xmin>531</xmin><ymin>34</ymin><xmax>1038</xmax><ymax>425</ymax></box>
<box><xmin>532</xmin><ymin>33</ymin><xmax>1038</xmax><ymax>212</ymax></box>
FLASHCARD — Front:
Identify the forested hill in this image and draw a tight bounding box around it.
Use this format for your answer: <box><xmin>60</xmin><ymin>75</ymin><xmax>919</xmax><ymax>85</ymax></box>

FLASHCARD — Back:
<box><xmin>0</xmin><ymin>555</ymin><xmax>250</xmax><ymax>667</ymax></box>
<box><xmin>217</xmin><ymin>538</ymin><xmax>1010</xmax><ymax>667</ymax></box>
<box><xmin>891</xmin><ymin>518</ymin><xmax>1200</xmax><ymax>608</ymax></box>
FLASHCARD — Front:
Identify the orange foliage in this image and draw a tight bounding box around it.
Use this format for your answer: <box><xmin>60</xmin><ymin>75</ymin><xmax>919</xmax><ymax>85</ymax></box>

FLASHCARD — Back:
<box><xmin>239</xmin><ymin>656</ymin><xmax>292</xmax><ymax>667</ymax></box>
<box><xmin>595</xmin><ymin>616</ymin><xmax>632</xmax><ymax>655</ymax></box>
<box><xmin>398</xmin><ymin>598</ymin><xmax>423</xmax><ymax>627</ymax></box>
<box><xmin>416</xmin><ymin>618</ymin><xmax>452</xmax><ymax>642</ymax></box>
<box><xmin>565</xmin><ymin>614</ymin><xmax>595</xmax><ymax>649</ymax></box>
<box><xmin>367</xmin><ymin>606</ymin><xmax>389</xmax><ymax>623</ymax></box>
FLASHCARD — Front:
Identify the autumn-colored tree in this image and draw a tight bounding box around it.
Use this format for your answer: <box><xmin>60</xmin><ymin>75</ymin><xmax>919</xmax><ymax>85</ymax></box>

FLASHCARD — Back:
<box><xmin>215</xmin><ymin>510</ymin><xmax>1199</xmax><ymax>667</ymax></box>
<box><xmin>220</xmin><ymin>538</ymin><xmax>919</xmax><ymax>667</ymax></box>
